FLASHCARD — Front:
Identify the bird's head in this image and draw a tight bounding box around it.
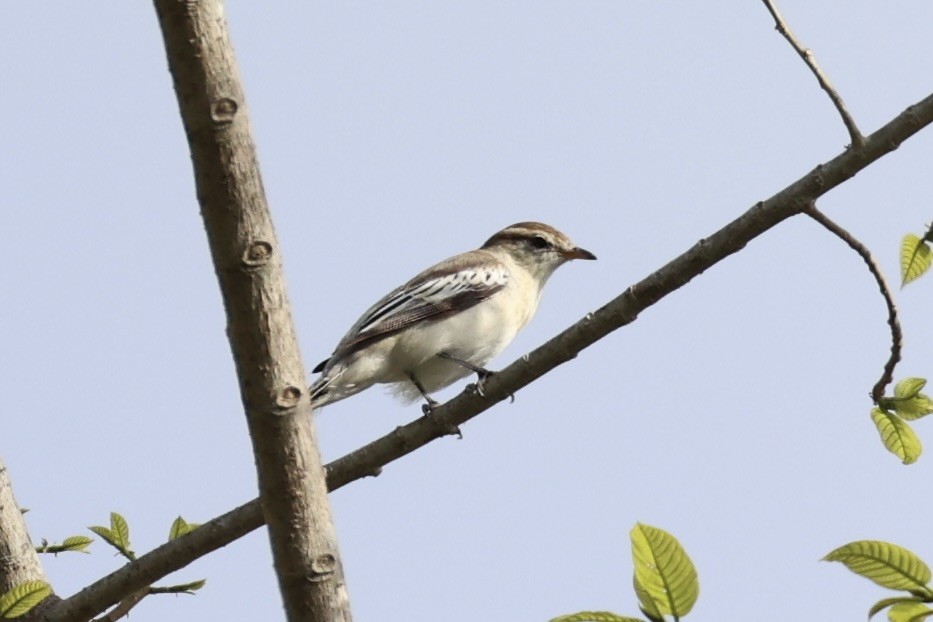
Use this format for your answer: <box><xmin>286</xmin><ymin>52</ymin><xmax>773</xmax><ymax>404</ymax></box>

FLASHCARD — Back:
<box><xmin>481</xmin><ymin>221</ymin><xmax>596</xmax><ymax>283</ymax></box>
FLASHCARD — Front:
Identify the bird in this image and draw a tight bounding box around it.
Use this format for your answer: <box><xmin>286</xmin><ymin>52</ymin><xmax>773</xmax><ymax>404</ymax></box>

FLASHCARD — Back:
<box><xmin>309</xmin><ymin>221</ymin><xmax>596</xmax><ymax>411</ymax></box>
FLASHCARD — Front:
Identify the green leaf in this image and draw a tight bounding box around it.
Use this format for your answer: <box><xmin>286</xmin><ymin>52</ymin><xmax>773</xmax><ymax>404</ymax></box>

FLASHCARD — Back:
<box><xmin>895</xmin><ymin>379</ymin><xmax>928</xmax><ymax>400</ymax></box>
<box><xmin>168</xmin><ymin>516</ymin><xmax>199</xmax><ymax>541</ymax></box>
<box><xmin>0</xmin><ymin>581</ymin><xmax>52</xmax><ymax>618</ymax></box>
<box><xmin>164</xmin><ymin>579</ymin><xmax>206</xmax><ymax>594</ymax></box>
<box><xmin>89</xmin><ymin>519</ymin><xmax>134</xmax><ymax>560</ymax></box>
<box><xmin>169</xmin><ymin>516</ymin><xmax>188</xmax><ymax>541</ymax></box>
<box><xmin>824</xmin><ymin>541</ymin><xmax>933</xmax><ymax>594</ymax></box>
<box><xmin>633</xmin><ymin>575</ymin><xmax>663</xmax><ymax>622</ymax></box>
<box><xmin>871</xmin><ymin>408</ymin><xmax>922</xmax><ymax>464</ymax></box>
<box><xmin>888</xmin><ymin>601</ymin><xmax>933</xmax><ymax>622</ymax></box>
<box><xmin>880</xmin><ymin>380</ymin><xmax>933</xmax><ymax>421</ymax></box>
<box><xmin>110</xmin><ymin>512</ymin><xmax>130</xmax><ymax>549</ymax></box>
<box><xmin>88</xmin><ymin>525</ymin><xmax>117</xmax><ymax>548</ymax></box>
<box><xmin>895</xmin><ymin>394</ymin><xmax>933</xmax><ymax>422</ymax></box>
<box><xmin>870</xmin><ymin>597</ymin><xmax>924</xmax><ymax>620</ymax></box>
<box><xmin>631</xmin><ymin>523</ymin><xmax>699</xmax><ymax>618</ymax></box>
<box><xmin>901</xmin><ymin>234</ymin><xmax>932</xmax><ymax>287</ymax></box>
<box><xmin>60</xmin><ymin>536</ymin><xmax>93</xmax><ymax>553</ymax></box>
<box><xmin>550</xmin><ymin>613</ymin><xmax>643</xmax><ymax>622</ymax></box>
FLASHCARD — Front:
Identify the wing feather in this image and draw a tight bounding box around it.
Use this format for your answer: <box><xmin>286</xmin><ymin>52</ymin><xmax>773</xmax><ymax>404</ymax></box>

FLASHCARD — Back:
<box><xmin>324</xmin><ymin>250</ymin><xmax>510</xmax><ymax>362</ymax></box>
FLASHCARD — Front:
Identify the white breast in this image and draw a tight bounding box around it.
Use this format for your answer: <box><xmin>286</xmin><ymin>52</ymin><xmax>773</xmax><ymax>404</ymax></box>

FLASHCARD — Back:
<box><xmin>386</xmin><ymin>255</ymin><xmax>542</xmax><ymax>399</ymax></box>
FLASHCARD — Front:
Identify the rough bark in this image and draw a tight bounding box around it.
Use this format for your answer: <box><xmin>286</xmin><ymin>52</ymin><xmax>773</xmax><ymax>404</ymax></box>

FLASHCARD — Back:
<box><xmin>0</xmin><ymin>458</ymin><xmax>48</xmax><ymax>596</ymax></box>
<box><xmin>148</xmin><ymin>1</ymin><xmax>349</xmax><ymax>620</ymax></box>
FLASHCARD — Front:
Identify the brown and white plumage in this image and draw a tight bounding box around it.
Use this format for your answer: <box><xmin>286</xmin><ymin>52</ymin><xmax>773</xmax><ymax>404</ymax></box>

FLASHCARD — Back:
<box><xmin>310</xmin><ymin>222</ymin><xmax>595</xmax><ymax>409</ymax></box>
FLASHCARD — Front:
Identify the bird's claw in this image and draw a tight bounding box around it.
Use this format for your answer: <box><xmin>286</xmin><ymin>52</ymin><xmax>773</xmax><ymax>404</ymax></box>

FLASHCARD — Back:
<box><xmin>466</xmin><ymin>382</ymin><xmax>485</xmax><ymax>398</ymax></box>
<box><xmin>470</xmin><ymin>371</ymin><xmax>515</xmax><ymax>403</ymax></box>
<box><xmin>421</xmin><ymin>401</ymin><xmax>462</xmax><ymax>439</ymax></box>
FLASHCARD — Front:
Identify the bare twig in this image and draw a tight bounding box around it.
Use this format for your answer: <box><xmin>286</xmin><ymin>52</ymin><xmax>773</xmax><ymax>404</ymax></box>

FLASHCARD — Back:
<box><xmin>91</xmin><ymin>588</ymin><xmax>149</xmax><ymax>622</ymax></box>
<box><xmin>804</xmin><ymin>204</ymin><xmax>902</xmax><ymax>402</ymax></box>
<box><xmin>44</xmin><ymin>90</ymin><xmax>933</xmax><ymax>622</ymax></box>
<box><xmin>761</xmin><ymin>0</ymin><xmax>865</xmax><ymax>148</ymax></box>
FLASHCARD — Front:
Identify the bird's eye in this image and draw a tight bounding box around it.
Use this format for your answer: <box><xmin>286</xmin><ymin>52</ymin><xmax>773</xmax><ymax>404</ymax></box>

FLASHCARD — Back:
<box><xmin>529</xmin><ymin>235</ymin><xmax>549</xmax><ymax>249</ymax></box>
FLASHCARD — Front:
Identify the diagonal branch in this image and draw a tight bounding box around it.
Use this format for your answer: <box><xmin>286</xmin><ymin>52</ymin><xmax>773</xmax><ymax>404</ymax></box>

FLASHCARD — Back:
<box><xmin>803</xmin><ymin>204</ymin><xmax>902</xmax><ymax>402</ymax></box>
<box><xmin>761</xmin><ymin>0</ymin><xmax>865</xmax><ymax>147</ymax></box>
<box><xmin>43</xmin><ymin>90</ymin><xmax>933</xmax><ymax>622</ymax></box>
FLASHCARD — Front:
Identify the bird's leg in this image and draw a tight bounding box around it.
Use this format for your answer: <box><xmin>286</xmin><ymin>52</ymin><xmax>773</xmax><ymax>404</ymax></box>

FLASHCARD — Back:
<box><xmin>409</xmin><ymin>373</ymin><xmax>438</xmax><ymax>409</ymax></box>
<box><xmin>409</xmin><ymin>372</ymin><xmax>461</xmax><ymax>438</ymax></box>
<box><xmin>438</xmin><ymin>352</ymin><xmax>514</xmax><ymax>403</ymax></box>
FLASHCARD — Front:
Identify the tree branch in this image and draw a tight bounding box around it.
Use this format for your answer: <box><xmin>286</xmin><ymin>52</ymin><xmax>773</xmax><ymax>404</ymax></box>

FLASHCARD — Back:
<box><xmin>90</xmin><ymin>588</ymin><xmax>148</xmax><ymax>622</ymax></box>
<box><xmin>44</xmin><ymin>90</ymin><xmax>933</xmax><ymax>622</ymax></box>
<box><xmin>148</xmin><ymin>1</ymin><xmax>349</xmax><ymax>621</ymax></box>
<box><xmin>0</xmin><ymin>458</ymin><xmax>48</xmax><ymax>596</ymax></box>
<box><xmin>803</xmin><ymin>204</ymin><xmax>902</xmax><ymax>402</ymax></box>
<box><xmin>761</xmin><ymin>0</ymin><xmax>865</xmax><ymax>147</ymax></box>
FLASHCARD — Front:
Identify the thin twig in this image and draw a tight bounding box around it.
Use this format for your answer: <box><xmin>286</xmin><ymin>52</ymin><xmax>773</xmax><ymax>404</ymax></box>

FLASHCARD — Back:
<box><xmin>91</xmin><ymin>588</ymin><xmax>150</xmax><ymax>622</ymax></box>
<box><xmin>761</xmin><ymin>0</ymin><xmax>865</xmax><ymax>148</ymax></box>
<box><xmin>804</xmin><ymin>203</ymin><xmax>902</xmax><ymax>402</ymax></box>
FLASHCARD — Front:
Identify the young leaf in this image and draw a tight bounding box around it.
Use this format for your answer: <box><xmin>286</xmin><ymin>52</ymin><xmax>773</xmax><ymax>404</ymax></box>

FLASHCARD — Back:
<box><xmin>888</xmin><ymin>601</ymin><xmax>933</xmax><ymax>622</ymax></box>
<box><xmin>869</xmin><ymin>596</ymin><xmax>924</xmax><ymax>620</ymax></box>
<box><xmin>89</xmin><ymin>519</ymin><xmax>134</xmax><ymax>560</ymax></box>
<box><xmin>633</xmin><ymin>575</ymin><xmax>664</xmax><ymax>622</ymax></box>
<box><xmin>110</xmin><ymin>512</ymin><xmax>130</xmax><ymax>549</ymax></box>
<box><xmin>630</xmin><ymin>523</ymin><xmax>699</xmax><ymax>618</ymax></box>
<box><xmin>550</xmin><ymin>613</ymin><xmax>644</xmax><ymax>622</ymax></box>
<box><xmin>60</xmin><ymin>536</ymin><xmax>93</xmax><ymax>553</ymax></box>
<box><xmin>894</xmin><ymin>393</ymin><xmax>933</xmax><ymax>422</ymax></box>
<box><xmin>901</xmin><ymin>234</ymin><xmax>932</xmax><ymax>287</ymax></box>
<box><xmin>88</xmin><ymin>526</ymin><xmax>118</xmax><ymax>548</ymax></box>
<box><xmin>0</xmin><ymin>581</ymin><xmax>52</xmax><ymax>618</ymax></box>
<box><xmin>895</xmin><ymin>379</ymin><xmax>928</xmax><ymax>400</ymax></box>
<box><xmin>157</xmin><ymin>579</ymin><xmax>207</xmax><ymax>594</ymax></box>
<box><xmin>824</xmin><ymin>541</ymin><xmax>933</xmax><ymax>595</ymax></box>
<box><xmin>169</xmin><ymin>516</ymin><xmax>188</xmax><ymax>541</ymax></box>
<box><xmin>871</xmin><ymin>408</ymin><xmax>922</xmax><ymax>464</ymax></box>
<box><xmin>168</xmin><ymin>516</ymin><xmax>200</xmax><ymax>541</ymax></box>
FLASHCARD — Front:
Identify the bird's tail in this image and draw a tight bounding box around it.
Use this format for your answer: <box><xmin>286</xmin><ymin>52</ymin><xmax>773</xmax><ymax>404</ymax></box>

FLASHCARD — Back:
<box><xmin>309</xmin><ymin>362</ymin><xmax>364</xmax><ymax>409</ymax></box>
<box><xmin>309</xmin><ymin>373</ymin><xmax>337</xmax><ymax>410</ymax></box>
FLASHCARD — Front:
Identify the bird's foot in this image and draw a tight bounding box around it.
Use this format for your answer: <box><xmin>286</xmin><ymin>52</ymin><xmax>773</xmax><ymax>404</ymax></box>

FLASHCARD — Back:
<box><xmin>421</xmin><ymin>400</ymin><xmax>462</xmax><ymax>439</ymax></box>
<box><xmin>468</xmin><ymin>370</ymin><xmax>515</xmax><ymax>403</ymax></box>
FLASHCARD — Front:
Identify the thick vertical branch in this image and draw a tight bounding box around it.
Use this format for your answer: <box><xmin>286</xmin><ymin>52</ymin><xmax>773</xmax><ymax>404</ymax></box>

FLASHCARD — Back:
<box><xmin>150</xmin><ymin>1</ymin><xmax>350</xmax><ymax>621</ymax></box>
<box><xmin>0</xmin><ymin>458</ymin><xmax>48</xmax><ymax>596</ymax></box>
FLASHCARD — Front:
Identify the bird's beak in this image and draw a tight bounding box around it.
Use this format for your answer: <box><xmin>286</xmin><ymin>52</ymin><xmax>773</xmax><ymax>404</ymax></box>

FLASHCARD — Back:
<box><xmin>564</xmin><ymin>246</ymin><xmax>597</xmax><ymax>261</ymax></box>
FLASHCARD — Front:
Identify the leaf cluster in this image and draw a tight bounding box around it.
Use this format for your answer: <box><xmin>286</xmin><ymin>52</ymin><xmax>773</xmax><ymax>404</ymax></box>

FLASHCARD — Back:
<box><xmin>824</xmin><ymin>540</ymin><xmax>933</xmax><ymax>621</ymax></box>
<box><xmin>0</xmin><ymin>512</ymin><xmax>204</xmax><ymax>618</ymax></box>
<box><xmin>872</xmin><ymin>378</ymin><xmax>933</xmax><ymax>464</ymax></box>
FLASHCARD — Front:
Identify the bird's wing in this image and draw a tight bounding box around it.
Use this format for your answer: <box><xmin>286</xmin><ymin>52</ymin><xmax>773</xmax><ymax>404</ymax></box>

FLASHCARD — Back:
<box><xmin>320</xmin><ymin>250</ymin><xmax>510</xmax><ymax>365</ymax></box>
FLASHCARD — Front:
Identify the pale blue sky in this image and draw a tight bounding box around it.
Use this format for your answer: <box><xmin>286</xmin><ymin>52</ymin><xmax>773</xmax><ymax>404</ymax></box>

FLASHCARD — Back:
<box><xmin>3</xmin><ymin>2</ymin><xmax>933</xmax><ymax>621</ymax></box>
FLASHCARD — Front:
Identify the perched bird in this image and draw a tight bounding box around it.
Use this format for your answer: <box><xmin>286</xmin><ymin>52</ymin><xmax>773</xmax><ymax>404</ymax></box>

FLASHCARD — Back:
<box><xmin>309</xmin><ymin>221</ymin><xmax>596</xmax><ymax>410</ymax></box>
